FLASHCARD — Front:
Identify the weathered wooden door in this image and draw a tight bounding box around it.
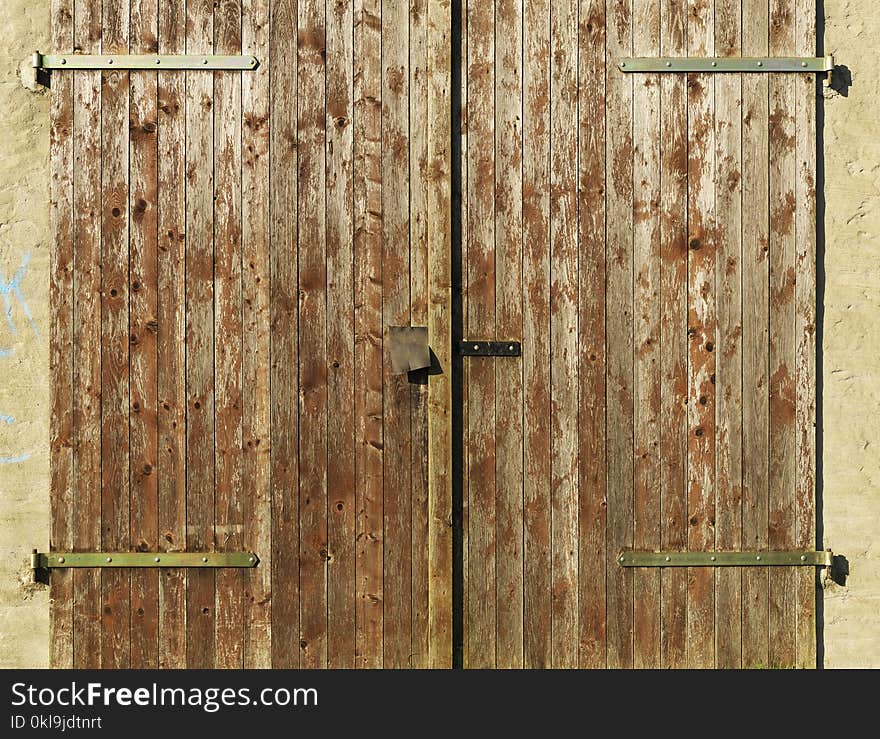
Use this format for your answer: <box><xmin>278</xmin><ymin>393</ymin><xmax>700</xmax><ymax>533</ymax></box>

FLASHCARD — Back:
<box><xmin>49</xmin><ymin>0</ymin><xmax>452</xmax><ymax>668</ymax></box>
<box><xmin>459</xmin><ymin>0</ymin><xmax>819</xmax><ymax>667</ymax></box>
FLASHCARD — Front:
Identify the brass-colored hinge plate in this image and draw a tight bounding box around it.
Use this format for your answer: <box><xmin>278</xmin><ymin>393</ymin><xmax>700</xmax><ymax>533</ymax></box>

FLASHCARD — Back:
<box><xmin>619</xmin><ymin>56</ymin><xmax>833</xmax><ymax>74</ymax></box>
<box><xmin>617</xmin><ymin>550</ymin><xmax>833</xmax><ymax>567</ymax></box>
<box><xmin>32</xmin><ymin>551</ymin><xmax>259</xmax><ymax>569</ymax></box>
<box><xmin>33</xmin><ymin>52</ymin><xmax>259</xmax><ymax>71</ymax></box>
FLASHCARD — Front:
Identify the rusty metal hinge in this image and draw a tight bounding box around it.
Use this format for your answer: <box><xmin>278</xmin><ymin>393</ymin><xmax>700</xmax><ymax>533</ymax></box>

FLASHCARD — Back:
<box><xmin>32</xmin><ymin>550</ymin><xmax>259</xmax><ymax>570</ymax></box>
<box><xmin>32</xmin><ymin>52</ymin><xmax>260</xmax><ymax>71</ymax></box>
<box><xmin>617</xmin><ymin>550</ymin><xmax>833</xmax><ymax>567</ymax></box>
<box><xmin>619</xmin><ymin>55</ymin><xmax>835</xmax><ymax>84</ymax></box>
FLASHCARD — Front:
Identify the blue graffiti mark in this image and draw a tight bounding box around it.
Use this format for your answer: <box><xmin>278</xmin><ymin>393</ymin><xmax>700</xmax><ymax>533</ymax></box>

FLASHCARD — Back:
<box><xmin>0</xmin><ymin>347</ymin><xmax>12</xmax><ymax>357</ymax></box>
<box><xmin>0</xmin><ymin>453</ymin><xmax>31</xmax><ymax>465</ymax></box>
<box><xmin>0</xmin><ymin>251</ymin><xmax>39</xmax><ymax>340</ymax></box>
<box><xmin>0</xmin><ymin>413</ymin><xmax>14</xmax><ymax>424</ymax></box>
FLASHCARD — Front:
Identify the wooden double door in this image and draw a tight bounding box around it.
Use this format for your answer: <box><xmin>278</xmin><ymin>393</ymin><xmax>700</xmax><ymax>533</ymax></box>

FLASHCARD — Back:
<box><xmin>49</xmin><ymin>0</ymin><xmax>819</xmax><ymax>669</ymax></box>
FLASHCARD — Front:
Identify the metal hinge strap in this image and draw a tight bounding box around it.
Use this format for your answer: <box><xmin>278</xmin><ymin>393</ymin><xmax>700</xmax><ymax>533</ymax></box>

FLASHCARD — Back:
<box><xmin>32</xmin><ymin>551</ymin><xmax>259</xmax><ymax>569</ymax></box>
<box><xmin>32</xmin><ymin>52</ymin><xmax>259</xmax><ymax>71</ymax></box>
<box><xmin>619</xmin><ymin>55</ymin><xmax>833</xmax><ymax>76</ymax></box>
<box><xmin>617</xmin><ymin>550</ymin><xmax>833</xmax><ymax>567</ymax></box>
<box><xmin>458</xmin><ymin>341</ymin><xmax>521</xmax><ymax>357</ymax></box>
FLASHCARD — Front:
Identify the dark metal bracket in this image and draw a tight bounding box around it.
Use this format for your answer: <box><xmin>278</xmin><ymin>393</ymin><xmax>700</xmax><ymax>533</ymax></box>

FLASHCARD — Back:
<box><xmin>457</xmin><ymin>341</ymin><xmax>521</xmax><ymax>357</ymax></box>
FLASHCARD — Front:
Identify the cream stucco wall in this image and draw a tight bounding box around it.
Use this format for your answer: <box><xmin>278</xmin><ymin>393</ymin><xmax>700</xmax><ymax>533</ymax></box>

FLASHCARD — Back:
<box><xmin>0</xmin><ymin>1</ymin><xmax>876</xmax><ymax>668</ymax></box>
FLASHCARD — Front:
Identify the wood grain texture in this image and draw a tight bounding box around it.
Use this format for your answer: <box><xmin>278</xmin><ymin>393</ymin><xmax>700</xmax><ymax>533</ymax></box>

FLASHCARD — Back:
<box><xmin>494</xmin><ymin>0</ymin><xmax>524</xmax><ymax>670</ymax></box>
<box><xmin>659</xmin><ymin>0</ymin><xmax>688</xmax><ymax>670</ymax></box>
<box><xmin>549</xmin><ymin>0</ymin><xmax>579</xmax><ymax>670</ymax></box>
<box><xmin>326</xmin><ymin>0</ymin><xmax>356</xmax><ymax>670</ymax></box>
<box><xmin>49</xmin><ymin>0</ymin><xmax>75</xmax><ymax>670</ymax></box>
<box><xmin>409</xmin><ymin>0</ymin><xmax>431</xmax><ymax>670</ymax></box>
<box><xmin>522</xmin><ymin>0</ymin><xmax>551</xmax><ymax>670</ymax></box>
<box><xmin>741</xmin><ymin>0</ymin><xmax>771</xmax><ymax>669</ymax></box>
<box><xmin>382</xmin><ymin>0</ymin><xmax>413</xmax><ymax>670</ymax></box>
<box><xmin>578</xmin><ymin>0</ymin><xmax>607</xmax><ymax>670</ymax></box>
<box><xmin>71</xmin><ymin>0</ymin><xmax>102</xmax><ymax>670</ymax></box>
<box><xmin>426</xmin><ymin>0</ymin><xmax>453</xmax><ymax>667</ymax></box>
<box><xmin>465</xmin><ymin>0</ymin><xmax>497</xmax><ymax>669</ymax></box>
<box><xmin>156</xmin><ymin>0</ymin><xmax>187</xmax><ymax>670</ymax></box>
<box><xmin>768</xmin><ymin>0</ymin><xmax>798</xmax><ymax>669</ymax></box>
<box><xmin>353</xmin><ymin>0</ymin><xmax>384</xmax><ymax>669</ymax></box>
<box><xmin>184</xmin><ymin>0</ymin><xmax>215</xmax><ymax>669</ymax></box>
<box><xmin>213</xmin><ymin>0</ymin><xmax>244</xmax><ymax>669</ymax></box>
<box><xmin>241</xmin><ymin>0</ymin><xmax>272</xmax><ymax>670</ymax></box>
<box><xmin>129</xmin><ymin>0</ymin><xmax>160</xmax><ymax>670</ymax></box>
<box><xmin>632</xmin><ymin>0</ymin><xmax>661</xmax><ymax>670</ymax></box>
<box><xmin>605</xmin><ymin>0</ymin><xmax>634</xmax><ymax>670</ymax></box>
<box><xmin>269</xmin><ymin>0</ymin><xmax>300</xmax><ymax>669</ymax></box>
<box><xmin>714</xmin><ymin>0</ymin><xmax>744</xmax><ymax>670</ymax></box>
<box><xmin>794</xmin><ymin>0</ymin><xmax>818</xmax><ymax>670</ymax></box>
<box><xmin>685</xmin><ymin>0</ymin><xmax>716</xmax><ymax>670</ymax></box>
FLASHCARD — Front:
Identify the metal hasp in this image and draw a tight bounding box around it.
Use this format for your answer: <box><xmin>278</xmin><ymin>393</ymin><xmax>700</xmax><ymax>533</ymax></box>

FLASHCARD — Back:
<box><xmin>617</xmin><ymin>550</ymin><xmax>834</xmax><ymax>567</ymax></box>
<box><xmin>32</xmin><ymin>551</ymin><xmax>260</xmax><ymax>569</ymax></box>
<box><xmin>618</xmin><ymin>55</ymin><xmax>834</xmax><ymax>83</ymax></box>
<box><xmin>32</xmin><ymin>52</ymin><xmax>260</xmax><ymax>71</ymax></box>
<box><xmin>458</xmin><ymin>341</ymin><xmax>521</xmax><ymax>357</ymax></box>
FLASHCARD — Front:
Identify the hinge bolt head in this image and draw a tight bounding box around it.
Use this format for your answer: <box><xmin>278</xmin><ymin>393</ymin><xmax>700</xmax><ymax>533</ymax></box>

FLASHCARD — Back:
<box><xmin>57</xmin><ymin>557</ymin><xmax>65</xmax><ymax>563</ymax></box>
<box><xmin>249</xmin><ymin>556</ymin><xmax>255</xmax><ymax>562</ymax></box>
<box><xmin>801</xmin><ymin>554</ymin><xmax>807</xmax><ymax>561</ymax></box>
<box><xmin>108</xmin><ymin>58</ymin><xmax>113</xmax><ymax>65</ymax></box>
<box><xmin>154</xmin><ymin>556</ymin><xmax>161</xmax><ymax>562</ymax></box>
<box><xmin>156</xmin><ymin>58</ymin><xmax>161</xmax><ymax>65</ymax></box>
<box><xmin>203</xmin><ymin>58</ymin><xmax>209</xmax><ymax>65</ymax></box>
<box><xmin>621</xmin><ymin>62</ymin><xmax>626</xmax><ymax>68</ymax></box>
<box><xmin>801</xmin><ymin>61</ymin><xmax>808</xmax><ymax>68</ymax></box>
<box><xmin>665</xmin><ymin>61</ymin><xmax>672</xmax><ymax>68</ymax></box>
<box><xmin>106</xmin><ymin>557</ymin><xmax>112</xmax><ymax>562</ymax></box>
<box><xmin>202</xmin><ymin>556</ymin><xmax>209</xmax><ymax>563</ymax></box>
<box><xmin>756</xmin><ymin>555</ymin><xmax>761</xmax><ymax>561</ymax></box>
<box><xmin>665</xmin><ymin>555</ymin><xmax>671</xmax><ymax>562</ymax></box>
<box><xmin>756</xmin><ymin>61</ymin><xmax>763</xmax><ymax>67</ymax></box>
<box><xmin>710</xmin><ymin>555</ymin><xmax>716</xmax><ymax>561</ymax></box>
<box><xmin>60</xmin><ymin>58</ymin><xmax>66</xmax><ymax>65</ymax></box>
<box><xmin>711</xmin><ymin>61</ymin><xmax>717</xmax><ymax>67</ymax></box>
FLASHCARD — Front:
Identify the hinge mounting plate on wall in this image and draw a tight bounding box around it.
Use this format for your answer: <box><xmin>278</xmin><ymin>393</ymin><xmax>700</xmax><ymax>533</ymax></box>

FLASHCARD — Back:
<box><xmin>32</xmin><ymin>551</ymin><xmax>259</xmax><ymax>569</ymax></box>
<box><xmin>617</xmin><ymin>550</ymin><xmax>833</xmax><ymax>567</ymax></box>
<box><xmin>619</xmin><ymin>55</ymin><xmax>834</xmax><ymax>82</ymax></box>
<box><xmin>32</xmin><ymin>52</ymin><xmax>260</xmax><ymax>71</ymax></box>
<box><xmin>458</xmin><ymin>341</ymin><xmax>521</xmax><ymax>357</ymax></box>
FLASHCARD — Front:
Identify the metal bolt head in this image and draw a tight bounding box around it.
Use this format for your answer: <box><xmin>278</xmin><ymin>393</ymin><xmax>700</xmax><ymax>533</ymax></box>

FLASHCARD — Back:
<box><xmin>621</xmin><ymin>62</ymin><xmax>626</xmax><ymax>68</ymax></box>
<box><xmin>57</xmin><ymin>556</ymin><xmax>65</xmax><ymax>564</ymax></box>
<box><xmin>619</xmin><ymin>556</ymin><xmax>625</xmax><ymax>563</ymax></box>
<box><xmin>108</xmin><ymin>58</ymin><xmax>113</xmax><ymax>65</ymax></box>
<box><xmin>711</xmin><ymin>61</ymin><xmax>718</xmax><ymax>67</ymax></box>
<box><xmin>203</xmin><ymin>58</ymin><xmax>209</xmax><ymax>65</ymax></box>
<box><xmin>665</xmin><ymin>61</ymin><xmax>672</xmax><ymax>68</ymax></box>
<box><xmin>156</xmin><ymin>58</ymin><xmax>161</xmax><ymax>65</ymax></box>
<box><xmin>154</xmin><ymin>556</ymin><xmax>161</xmax><ymax>563</ymax></box>
<box><xmin>249</xmin><ymin>556</ymin><xmax>255</xmax><ymax>563</ymax></box>
<box><xmin>710</xmin><ymin>555</ymin><xmax>716</xmax><ymax>561</ymax></box>
<box><xmin>60</xmin><ymin>58</ymin><xmax>66</xmax><ymax>65</ymax></box>
<box><xmin>756</xmin><ymin>61</ymin><xmax>763</xmax><ymax>67</ymax></box>
<box><xmin>473</xmin><ymin>344</ymin><xmax>479</xmax><ymax>351</ymax></box>
<box><xmin>756</xmin><ymin>555</ymin><xmax>761</xmax><ymax>561</ymax></box>
<box><xmin>202</xmin><ymin>556</ymin><xmax>209</xmax><ymax>563</ymax></box>
<box><xmin>665</xmin><ymin>555</ymin><xmax>671</xmax><ymax>562</ymax></box>
<box><xmin>801</xmin><ymin>61</ymin><xmax>808</xmax><ymax>68</ymax></box>
<box><xmin>800</xmin><ymin>554</ymin><xmax>807</xmax><ymax>561</ymax></box>
<box><xmin>106</xmin><ymin>557</ymin><xmax>112</xmax><ymax>563</ymax></box>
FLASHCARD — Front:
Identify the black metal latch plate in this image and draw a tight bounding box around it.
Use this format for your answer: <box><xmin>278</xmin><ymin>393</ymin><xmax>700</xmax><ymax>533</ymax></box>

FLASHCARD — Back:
<box><xmin>458</xmin><ymin>341</ymin><xmax>521</xmax><ymax>357</ymax></box>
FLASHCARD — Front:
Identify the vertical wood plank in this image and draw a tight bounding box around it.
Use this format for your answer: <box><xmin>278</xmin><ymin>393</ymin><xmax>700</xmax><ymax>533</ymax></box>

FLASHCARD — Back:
<box><xmin>685</xmin><ymin>0</ymin><xmax>716</xmax><ymax>670</ymax></box>
<box><xmin>98</xmin><ymin>0</ymin><xmax>131</xmax><ymax>670</ymax></box>
<box><xmin>495</xmin><ymin>0</ymin><xmax>524</xmax><ymax>669</ymax></box>
<box><xmin>659</xmin><ymin>0</ymin><xmax>688</xmax><ymax>670</ymax></box>
<box><xmin>326</xmin><ymin>0</ymin><xmax>356</xmax><ymax>670</ymax></box>
<box><xmin>297</xmin><ymin>0</ymin><xmax>329</xmax><ymax>669</ymax></box>
<box><xmin>49</xmin><ymin>0</ymin><xmax>75</xmax><ymax>670</ymax></box>
<box><xmin>768</xmin><ymin>0</ymin><xmax>798</xmax><ymax>669</ymax></box>
<box><xmin>269</xmin><ymin>0</ymin><xmax>300</xmax><ymax>669</ymax></box>
<box><xmin>426</xmin><ymin>0</ymin><xmax>453</xmax><ymax>668</ymax></box>
<box><xmin>605</xmin><ymin>0</ymin><xmax>634</xmax><ymax>670</ymax></box>
<box><xmin>213</xmin><ymin>0</ymin><xmax>245</xmax><ymax>669</ymax></box>
<box><xmin>714</xmin><ymin>0</ymin><xmax>744</xmax><ymax>669</ymax></box>
<box><xmin>409</xmin><ymin>0</ymin><xmax>431</xmax><ymax>669</ymax></box>
<box><xmin>129</xmin><ymin>0</ymin><xmax>160</xmax><ymax>670</ymax></box>
<box><xmin>522</xmin><ymin>0</ymin><xmax>552</xmax><ymax>670</ymax></box>
<box><xmin>382</xmin><ymin>0</ymin><xmax>413</xmax><ymax>669</ymax></box>
<box><xmin>184</xmin><ymin>0</ymin><xmax>216</xmax><ymax>669</ymax></box>
<box><xmin>354</xmin><ymin>0</ymin><xmax>384</xmax><ymax>669</ymax></box>
<box><xmin>741</xmin><ymin>0</ymin><xmax>770</xmax><ymax>669</ymax></box>
<box><xmin>549</xmin><ymin>0</ymin><xmax>579</xmax><ymax>670</ymax></box>
<box><xmin>157</xmin><ymin>0</ymin><xmax>188</xmax><ymax>670</ymax></box>
<box><xmin>577</xmin><ymin>0</ymin><xmax>607</xmax><ymax>669</ymax></box>
<box><xmin>794</xmin><ymin>0</ymin><xmax>818</xmax><ymax>670</ymax></box>
<box><xmin>465</xmin><ymin>0</ymin><xmax>496</xmax><ymax>669</ymax></box>
<box><xmin>242</xmin><ymin>0</ymin><xmax>272</xmax><ymax>670</ymax></box>
<box><xmin>632</xmin><ymin>0</ymin><xmax>661</xmax><ymax>671</ymax></box>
